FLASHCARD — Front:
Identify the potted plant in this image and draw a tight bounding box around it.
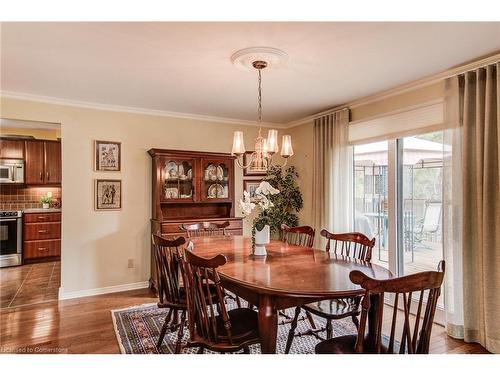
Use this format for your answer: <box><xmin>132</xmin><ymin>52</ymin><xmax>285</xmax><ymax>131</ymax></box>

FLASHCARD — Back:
<box><xmin>239</xmin><ymin>181</ymin><xmax>280</xmax><ymax>256</ymax></box>
<box><xmin>40</xmin><ymin>195</ymin><xmax>52</xmax><ymax>209</ymax></box>
<box><xmin>262</xmin><ymin>166</ymin><xmax>303</xmax><ymax>238</ymax></box>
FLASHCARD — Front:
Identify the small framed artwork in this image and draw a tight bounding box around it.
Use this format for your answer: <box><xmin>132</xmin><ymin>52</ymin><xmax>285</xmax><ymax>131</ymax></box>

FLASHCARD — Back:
<box><xmin>243</xmin><ymin>151</ymin><xmax>267</xmax><ymax>176</ymax></box>
<box><xmin>95</xmin><ymin>179</ymin><xmax>122</xmax><ymax>211</ymax></box>
<box><xmin>243</xmin><ymin>180</ymin><xmax>261</xmax><ymax>201</ymax></box>
<box><xmin>94</xmin><ymin>140</ymin><xmax>121</xmax><ymax>171</ymax></box>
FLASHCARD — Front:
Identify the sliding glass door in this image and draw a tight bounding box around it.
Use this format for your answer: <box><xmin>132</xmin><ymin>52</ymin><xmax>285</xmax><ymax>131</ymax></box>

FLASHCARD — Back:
<box><xmin>354</xmin><ymin>131</ymin><xmax>444</xmax><ymax>279</ymax></box>
<box><xmin>354</xmin><ymin>141</ymin><xmax>389</xmax><ymax>270</ymax></box>
<box><xmin>401</xmin><ymin>132</ymin><xmax>444</xmax><ymax>276</ymax></box>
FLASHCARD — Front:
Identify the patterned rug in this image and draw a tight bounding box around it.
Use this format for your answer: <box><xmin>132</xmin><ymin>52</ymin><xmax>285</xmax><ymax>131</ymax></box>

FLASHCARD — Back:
<box><xmin>111</xmin><ymin>302</ymin><xmax>357</xmax><ymax>354</ymax></box>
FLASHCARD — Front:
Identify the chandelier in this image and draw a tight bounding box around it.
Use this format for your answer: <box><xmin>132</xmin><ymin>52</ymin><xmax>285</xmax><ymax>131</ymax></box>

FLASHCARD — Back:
<box><xmin>230</xmin><ymin>47</ymin><xmax>293</xmax><ymax>171</ymax></box>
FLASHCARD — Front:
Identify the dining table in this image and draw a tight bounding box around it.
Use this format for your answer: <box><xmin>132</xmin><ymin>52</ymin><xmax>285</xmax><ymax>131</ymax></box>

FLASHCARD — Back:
<box><xmin>189</xmin><ymin>235</ymin><xmax>394</xmax><ymax>354</ymax></box>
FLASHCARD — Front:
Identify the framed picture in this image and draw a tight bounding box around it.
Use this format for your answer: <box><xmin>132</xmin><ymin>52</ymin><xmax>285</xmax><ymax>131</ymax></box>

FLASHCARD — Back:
<box><xmin>243</xmin><ymin>151</ymin><xmax>267</xmax><ymax>176</ymax></box>
<box><xmin>94</xmin><ymin>140</ymin><xmax>121</xmax><ymax>171</ymax></box>
<box><xmin>95</xmin><ymin>179</ymin><xmax>122</xmax><ymax>210</ymax></box>
<box><xmin>243</xmin><ymin>180</ymin><xmax>261</xmax><ymax>201</ymax></box>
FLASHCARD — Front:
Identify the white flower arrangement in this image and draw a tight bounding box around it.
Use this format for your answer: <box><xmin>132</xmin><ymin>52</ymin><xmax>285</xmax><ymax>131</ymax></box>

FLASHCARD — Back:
<box><xmin>238</xmin><ymin>181</ymin><xmax>280</xmax><ymax>217</ymax></box>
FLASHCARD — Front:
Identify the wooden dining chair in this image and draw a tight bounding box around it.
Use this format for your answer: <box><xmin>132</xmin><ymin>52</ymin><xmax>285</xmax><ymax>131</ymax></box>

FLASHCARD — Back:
<box><xmin>281</xmin><ymin>224</ymin><xmax>315</xmax><ymax>248</ymax></box>
<box><xmin>179</xmin><ymin>248</ymin><xmax>261</xmax><ymax>354</ymax></box>
<box><xmin>285</xmin><ymin>229</ymin><xmax>375</xmax><ymax>353</ymax></box>
<box><xmin>151</xmin><ymin>234</ymin><xmax>189</xmax><ymax>352</ymax></box>
<box><xmin>315</xmin><ymin>260</ymin><xmax>445</xmax><ymax>354</ymax></box>
<box><xmin>152</xmin><ymin>234</ymin><xmax>222</xmax><ymax>353</ymax></box>
<box><xmin>179</xmin><ymin>221</ymin><xmax>230</xmax><ymax>238</ymax></box>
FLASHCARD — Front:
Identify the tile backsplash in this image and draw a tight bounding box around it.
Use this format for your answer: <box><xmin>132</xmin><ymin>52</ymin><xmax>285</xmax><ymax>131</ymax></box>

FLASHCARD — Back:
<box><xmin>0</xmin><ymin>185</ymin><xmax>62</xmax><ymax>210</ymax></box>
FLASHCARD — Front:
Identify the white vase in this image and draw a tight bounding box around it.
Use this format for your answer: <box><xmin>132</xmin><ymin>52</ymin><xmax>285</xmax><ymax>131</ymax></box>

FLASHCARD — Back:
<box><xmin>254</xmin><ymin>225</ymin><xmax>270</xmax><ymax>256</ymax></box>
<box><xmin>42</xmin><ymin>203</ymin><xmax>50</xmax><ymax>209</ymax></box>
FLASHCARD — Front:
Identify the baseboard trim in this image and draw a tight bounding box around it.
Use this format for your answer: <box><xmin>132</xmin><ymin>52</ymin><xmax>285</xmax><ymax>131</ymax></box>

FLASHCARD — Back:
<box><xmin>58</xmin><ymin>281</ymin><xmax>150</xmax><ymax>300</ymax></box>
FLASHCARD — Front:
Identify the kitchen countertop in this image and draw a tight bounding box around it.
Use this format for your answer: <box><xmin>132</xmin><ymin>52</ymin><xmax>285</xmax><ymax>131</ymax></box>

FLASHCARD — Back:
<box><xmin>23</xmin><ymin>208</ymin><xmax>62</xmax><ymax>213</ymax></box>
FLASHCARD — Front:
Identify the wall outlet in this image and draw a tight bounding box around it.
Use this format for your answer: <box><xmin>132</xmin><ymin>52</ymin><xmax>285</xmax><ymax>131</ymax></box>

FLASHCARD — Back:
<box><xmin>127</xmin><ymin>258</ymin><xmax>134</xmax><ymax>268</ymax></box>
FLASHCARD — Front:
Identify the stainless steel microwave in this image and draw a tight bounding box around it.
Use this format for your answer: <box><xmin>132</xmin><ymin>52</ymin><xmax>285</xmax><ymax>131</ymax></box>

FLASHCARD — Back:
<box><xmin>0</xmin><ymin>159</ymin><xmax>25</xmax><ymax>184</ymax></box>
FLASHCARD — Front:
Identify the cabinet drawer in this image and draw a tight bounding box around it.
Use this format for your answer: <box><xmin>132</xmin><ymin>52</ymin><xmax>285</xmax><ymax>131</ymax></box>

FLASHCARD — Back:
<box><xmin>24</xmin><ymin>239</ymin><xmax>60</xmax><ymax>259</ymax></box>
<box><xmin>24</xmin><ymin>212</ymin><xmax>61</xmax><ymax>223</ymax></box>
<box><xmin>24</xmin><ymin>222</ymin><xmax>61</xmax><ymax>240</ymax></box>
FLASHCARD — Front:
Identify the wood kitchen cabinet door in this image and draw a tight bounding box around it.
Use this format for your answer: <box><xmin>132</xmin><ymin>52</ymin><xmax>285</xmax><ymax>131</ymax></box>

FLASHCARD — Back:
<box><xmin>0</xmin><ymin>139</ymin><xmax>24</xmax><ymax>159</ymax></box>
<box><xmin>44</xmin><ymin>141</ymin><xmax>61</xmax><ymax>184</ymax></box>
<box><xmin>25</xmin><ymin>140</ymin><xmax>45</xmax><ymax>184</ymax></box>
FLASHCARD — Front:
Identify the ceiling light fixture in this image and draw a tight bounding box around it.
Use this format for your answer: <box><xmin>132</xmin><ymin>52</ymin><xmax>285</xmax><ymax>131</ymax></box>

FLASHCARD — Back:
<box><xmin>230</xmin><ymin>47</ymin><xmax>293</xmax><ymax>172</ymax></box>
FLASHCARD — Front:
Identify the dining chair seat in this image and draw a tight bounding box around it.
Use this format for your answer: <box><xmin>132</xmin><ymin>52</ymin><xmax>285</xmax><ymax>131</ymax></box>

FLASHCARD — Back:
<box><xmin>216</xmin><ymin>308</ymin><xmax>260</xmax><ymax>343</ymax></box>
<box><xmin>315</xmin><ymin>334</ymin><xmax>358</xmax><ymax>354</ymax></box>
<box><xmin>315</xmin><ymin>334</ymin><xmax>397</xmax><ymax>354</ymax></box>
<box><xmin>302</xmin><ymin>297</ymin><xmax>360</xmax><ymax>320</ymax></box>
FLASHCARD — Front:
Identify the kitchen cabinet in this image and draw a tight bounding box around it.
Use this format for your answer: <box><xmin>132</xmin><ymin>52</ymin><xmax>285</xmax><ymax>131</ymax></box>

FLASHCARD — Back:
<box><xmin>23</xmin><ymin>212</ymin><xmax>61</xmax><ymax>261</ymax></box>
<box><xmin>25</xmin><ymin>140</ymin><xmax>61</xmax><ymax>185</ymax></box>
<box><xmin>25</xmin><ymin>140</ymin><xmax>45</xmax><ymax>184</ymax></box>
<box><xmin>44</xmin><ymin>141</ymin><xmax>62</xmax><ymax>184</ymax></box>
<box><xmin>0</xmin><ymin>139</ymin><xmax>24</xmax><ymax>159</ymax></box>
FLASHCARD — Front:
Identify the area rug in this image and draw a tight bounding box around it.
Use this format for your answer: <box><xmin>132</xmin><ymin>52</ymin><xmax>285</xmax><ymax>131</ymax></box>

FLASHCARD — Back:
<box><xmin>111</xmin><ymin>302</ymin><xmax>357</xmax><ymax>354</ymax></box>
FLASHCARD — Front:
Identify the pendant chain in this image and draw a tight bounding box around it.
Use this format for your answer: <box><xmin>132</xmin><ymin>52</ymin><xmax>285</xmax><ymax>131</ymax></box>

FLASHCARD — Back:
<box><xmin>257</xmin><ymin>68</ymin><xmax>263</xmax><ymax>136</ymax></box>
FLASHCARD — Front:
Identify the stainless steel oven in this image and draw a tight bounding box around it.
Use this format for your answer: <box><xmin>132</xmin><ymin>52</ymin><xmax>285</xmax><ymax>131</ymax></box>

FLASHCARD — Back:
<box><xmin>0</xmin><ymin>159</ymin><xmax>25</xmax><ymax>184</ymax></box>
<box><xmin>0</xmin><ymin>211</ymin><xmax>23</xmax><ymax>267</ymax></box>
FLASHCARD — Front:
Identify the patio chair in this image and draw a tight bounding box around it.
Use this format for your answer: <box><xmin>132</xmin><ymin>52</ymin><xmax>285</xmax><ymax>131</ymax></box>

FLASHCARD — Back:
<box><xmin>411</xmin><ymin>201</ymin><xmax>442</xmax><ymax>250</ymax></box>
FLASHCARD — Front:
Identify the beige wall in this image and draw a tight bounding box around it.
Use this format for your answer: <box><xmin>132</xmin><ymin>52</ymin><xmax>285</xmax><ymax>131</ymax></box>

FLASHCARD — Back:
<box><xmin>0</xmin><ymin>96</ymin><xmax>280</xmax><ymax>294</ymax></box>
<box><xmin>288</xmin><ymin>81</ymin><xmax>447</xmax><ymax>232</ymax></box>
<box><xmin>288</xmin><ymin>121</ymin><xmax>314</xmax><ymax>227</ymax></box>
<box><xmin>0</xmin><ymin>126</ymin><xmax>60</xmax><ymax>140</ymax></box>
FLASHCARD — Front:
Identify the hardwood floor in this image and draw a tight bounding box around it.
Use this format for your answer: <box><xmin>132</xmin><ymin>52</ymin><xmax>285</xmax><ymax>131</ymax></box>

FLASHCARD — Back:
<box><xmin>0</xmin><ymin>288</ymin><xmax>489</xmax><ymax>354</ymax></box>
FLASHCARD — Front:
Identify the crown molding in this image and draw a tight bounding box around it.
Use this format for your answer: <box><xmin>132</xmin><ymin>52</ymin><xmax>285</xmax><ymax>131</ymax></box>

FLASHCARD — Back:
<box><xmin>0</xmin><ymin>90</ymin><xmax>287</xmax><ymax>129</ymax></box>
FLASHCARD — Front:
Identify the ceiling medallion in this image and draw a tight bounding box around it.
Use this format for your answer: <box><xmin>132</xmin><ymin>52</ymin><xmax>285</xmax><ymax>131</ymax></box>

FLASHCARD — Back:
<box><xmin>230</xmin><ymin>47</ymin><xmax>293</xmax><ymax>172</ymax></box>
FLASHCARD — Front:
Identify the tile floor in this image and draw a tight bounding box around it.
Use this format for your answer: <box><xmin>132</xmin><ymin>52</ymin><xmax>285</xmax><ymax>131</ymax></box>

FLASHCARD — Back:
<box><xmin>0</xmin><ymin>261</ymin><xmax>60</xmax><ymax>309</ymax></box>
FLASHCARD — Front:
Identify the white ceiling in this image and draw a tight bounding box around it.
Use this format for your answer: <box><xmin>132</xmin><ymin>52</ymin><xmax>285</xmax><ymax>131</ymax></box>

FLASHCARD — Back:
<box><xmin>1</xmin><ymin>22</ymin><xmax>500</xmax><ymax>124</ymax></box>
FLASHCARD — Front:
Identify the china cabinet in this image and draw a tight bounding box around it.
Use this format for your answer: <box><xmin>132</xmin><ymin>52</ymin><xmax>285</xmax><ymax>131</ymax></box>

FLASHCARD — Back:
<box><xmin>148</xmin><ymin>148</ymin><xmax>243</xmax><ymax>290</ymax></box>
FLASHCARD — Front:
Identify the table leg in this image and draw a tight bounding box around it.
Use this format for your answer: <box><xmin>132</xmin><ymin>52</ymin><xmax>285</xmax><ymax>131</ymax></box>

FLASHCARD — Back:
<box><xmin>258</xmin><ymin>295</ymin><xmax>278</xmax><ymax>354</ymax></box>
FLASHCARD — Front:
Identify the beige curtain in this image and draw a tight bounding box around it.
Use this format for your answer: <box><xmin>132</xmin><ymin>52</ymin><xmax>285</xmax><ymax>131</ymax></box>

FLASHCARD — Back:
<box><xmin>443</xmin><ymin>77</ymin><xmax>465</xmax><ymax>339</ymax></box>
<box><xmin>312</xmin><ymin>108</ymin><xmax>353</xmax><ymax>248</ymax></box>
<box><xmin>460</xmin><ymin>62</ymin><xmax>500</xmax><ymax>353</ymax></box>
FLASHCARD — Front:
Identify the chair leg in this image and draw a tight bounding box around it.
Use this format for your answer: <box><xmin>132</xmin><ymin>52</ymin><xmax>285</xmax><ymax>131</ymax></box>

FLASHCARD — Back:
<box><xmin>305</xmin><ymin>310</ymin><xmax>316</xmax><ymax>330</ymax></box>
<box><xmin>243</xmin><ymin>346</ymin><xmax>250</xmax><ymax>354</ymax></box>
<box><xmin>174</xmin><ymin>310</ymin><xmax>186</xmax><ymax>354</ymax></box>
<box><xmin>156</xmin><ymin>308</ymin><xmax>173</xmax><ymax>349</ymax></box>
<box><xmin>351</xmin><ymin>314</ymin><xmax>360</xmax><ymax>329</ymax></box>
<box><xmin>326</xmin><ymin>319</ymin><xmax>333</xmax><ymax>340</ymax></box>
<box><xmin>284</xmin><ymin>306</ymin><xmax>301</xmax><ymax>354</ymax></box>
<box><xmin>170</xmin><ymin>309</ymin><xmax>179</xmax><ymax>332</ymax></box>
